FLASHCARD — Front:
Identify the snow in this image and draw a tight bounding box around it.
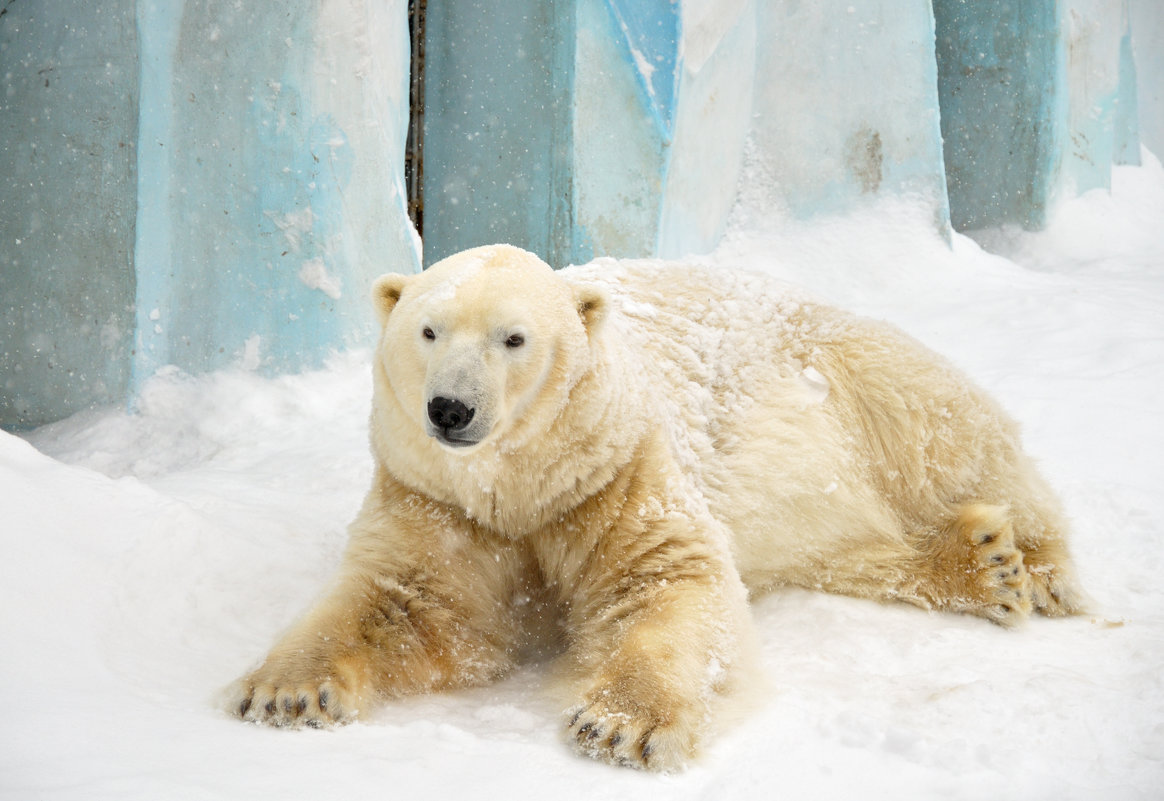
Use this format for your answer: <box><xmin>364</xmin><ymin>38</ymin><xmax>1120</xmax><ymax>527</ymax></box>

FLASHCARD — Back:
<box><xmin>297</xmin><ymin>257</ymin><xmax>344</xmax><ymax>301</ymax></box>
<box><xmin>4</xmin><ymin>153</ymin><xmax>1164</xmax><ymax>799</ymax></box>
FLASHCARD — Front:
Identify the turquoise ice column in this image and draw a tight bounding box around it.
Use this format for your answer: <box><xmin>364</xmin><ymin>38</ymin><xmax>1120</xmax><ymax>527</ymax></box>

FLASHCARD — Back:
<box><xmin>572</xmin><ymin>0</ymin><xmax>753</xmax><ymax>260</ymax></box>
<box><xmin>421</xmin><ymin>0</ymin><xmax>576</xmax><ymax>268</ymax></box>
<box><xmin>1</xmin><ymin>0</ymin><xmax>416</xmax><ymax>429</ymax></box>
<box><xmin>0</xmin><ymin>1</ymin><xmax>139</xmax><ymax>428</ymax></box>
<box><xmin>1060</xmin><ymin>0</ymin><xmax>1125</xmax><ymax>196</ymax></box>
<box><xmin>423</xmin><ymin>0</ymin><xmax>751</xmax><ymax>266</ymax></box>
<box><xmin>1114</xmin><ymin>7</ymin><xmax>1141</xmax><ymax>166</ymax></box>
<box><xmin>133</xmin><ymin>0</ymin><xmax>418</xmax><ymax>387</ymax></box>
<box><xmin>934</xmin><ymin>0</ymin><xmax>1137</xmax><ymax>231</ymax></box>
<box><xmin>933</xmin><ymin>0</ymin><xmax>1061</xmax><ymax>231</ymax></box>
<box><xmin>1129</xmin><ymin>0</ymin><xmax>1164</xmax><ymax>159</ymax></box>
<box><xmin>657</xmin><ymin>1</ymin><xmax>755</xmax><ymax>257</ymax></box>
<box><xmin>746</xmin><ymin>0</ymin><xmax>950</xmax><ymax>228</ymax></box>
<box><xmin>571</xmin><ymin>0</ymin><xmax>679</xmax><ymax>260</ymax></box>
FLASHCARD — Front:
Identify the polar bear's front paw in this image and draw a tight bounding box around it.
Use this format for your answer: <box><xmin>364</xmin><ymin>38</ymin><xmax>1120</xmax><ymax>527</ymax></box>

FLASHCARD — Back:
<box><xmin>565</xmin><ymin>695</ymin><xmax>696</xmax><ymax>772</ymax></box>
<box><xmin>229</xmin><ymin>673</ymin><xmax>359</xmax><ymax>729</ymax></box>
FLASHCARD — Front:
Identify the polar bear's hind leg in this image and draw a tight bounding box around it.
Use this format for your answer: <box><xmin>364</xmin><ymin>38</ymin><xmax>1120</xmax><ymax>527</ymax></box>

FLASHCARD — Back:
<box><xmin>906</xmin><ymin>503</ymin><xmax>1086</xmax><ymax>626</ymax></box>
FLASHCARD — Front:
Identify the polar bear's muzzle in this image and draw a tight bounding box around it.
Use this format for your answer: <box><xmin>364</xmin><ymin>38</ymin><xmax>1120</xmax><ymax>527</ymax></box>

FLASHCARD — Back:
<box><xmin>426</xmin><ymin>396</ymin><xmax>479</xmax><ymax>448</ymax></box>
<box><xmin>422</xmin><ymin>346</ymin><xmax>500</xmax><ymax>449</ymax></box>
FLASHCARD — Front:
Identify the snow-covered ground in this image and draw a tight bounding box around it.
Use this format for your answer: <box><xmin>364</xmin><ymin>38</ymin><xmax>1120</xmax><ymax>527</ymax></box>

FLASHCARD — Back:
<box><xmin>4</xmin><ymin>153</ymin><xmax>1163</xmax><ymax>800</ymax></box>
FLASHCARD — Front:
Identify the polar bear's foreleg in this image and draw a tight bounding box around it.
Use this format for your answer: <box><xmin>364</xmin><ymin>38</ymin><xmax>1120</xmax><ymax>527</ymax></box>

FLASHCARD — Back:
<box><xmin>229</xmin><ymin>500</ymin><xmax>524</xmax><ymax>727</ymax></box>
<box><xmin>564</xmin><ymin>582</ymin><xmax>735</xmax><ymax>770</ymax></box>
<box><xmin>229</xmin><ymin>567</ymin><xmax>519</xmax><ymax>727</ymax></box>
<box><xmin>559</xmin><ymin>529</ymin><xmax>751</xmax><ymax>771</ymax></box>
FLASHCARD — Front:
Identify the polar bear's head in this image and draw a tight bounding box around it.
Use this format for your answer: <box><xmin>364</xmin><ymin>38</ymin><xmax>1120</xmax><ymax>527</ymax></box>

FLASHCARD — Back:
<box><xmin>371</xmin><ymin>245</ymin><xmax>607</xmax><ymax>452</ymax></box>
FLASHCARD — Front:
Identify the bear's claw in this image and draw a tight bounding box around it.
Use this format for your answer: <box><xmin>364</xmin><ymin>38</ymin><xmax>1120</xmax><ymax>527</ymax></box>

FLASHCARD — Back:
<box><xmin>956</xmin><ymin>506</ymin><xmax>1034</xmax><ymax>626</ymax></box>
<box><xmin>230</xmin><ymin>677</ymin><xmax>356</xmax><ymax>729</ymax></box>
<box><xmin>565</xmin><ymin>699</ymin><xmax>691</xmax><ymax>772</ymax></box>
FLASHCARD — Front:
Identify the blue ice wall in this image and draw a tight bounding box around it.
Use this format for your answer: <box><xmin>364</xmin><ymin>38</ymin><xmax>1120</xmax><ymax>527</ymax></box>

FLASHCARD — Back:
<box><xmin>934</xmin><ymin>0</ymin><xmax>1061</xmax><ymax>230</ymax></box>
<box><xmin>133</xmin><ymin>0</ymin><xmax>418</xmax><ymax>385</ymax></box>
<box><xmin>747</xmin><ymin>0</ymin><xmax>951</xmax><ymax>227</ymax></box>
<box><xmin>427</xmin><ymin>0</ymin><xmax>755</xmax><ymax>264</ymax></box>
<box><xmin>571</xmin><ymin>0</ymin><xmax>675</xmax><ymax>261</ymax></box>
<box><xmin>1</xmin><ymin>0</ymin><xmax>417</xmax><ymax>429</ymax></box>
<box><xmin>421</xmin><ymin>0</ymin><xmax>575</xmax><ymax>268</ymax></box>
<box><xmin>656</xmin><ymin>2</ymin><xmax>755</xmax><ymax>257</ymax></box>
<box><xmin>1060</xmin><ymin>0</ymin><xmax>1125</xmax><ymax>196</ymax></box>
<box><xmin>1114</xmin><ymin>11</ymin><xmax>1141</xmax><ymax>166</ymax></box>
<box><xmin>1129</xmin><ymin>0</ymin><xmax>1164</xmax><ymax>159</ymax></box>
<box><xmin>576</xmin><ymin>0</ymin><xmax>946</xmax><ymax>255</ymax></box>
<box><xmin>934</xmin><ymin>0</ymin><xmax>1148</xmax><ymax>230</ymax></box>
<box><xmin>1</xmin><ymin>1</ymin><xmax>139</xmax><ymax>428</ymax></box>
<box><xmin>5</xmin><ymin>0</ymin><xmax>1163</xmax><ymax>429</ymax></box>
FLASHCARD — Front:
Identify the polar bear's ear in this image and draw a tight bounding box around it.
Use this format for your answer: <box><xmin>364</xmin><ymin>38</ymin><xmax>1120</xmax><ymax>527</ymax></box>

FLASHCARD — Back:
<box><xmin>371</xmin><ymin>273</ymin><xmax>409</xmax><ymax>326</ymax></box>
<box><xmin>575</xmin><ymin>285</ymin><xmax>608</xmax><ymax>334</ymax></box>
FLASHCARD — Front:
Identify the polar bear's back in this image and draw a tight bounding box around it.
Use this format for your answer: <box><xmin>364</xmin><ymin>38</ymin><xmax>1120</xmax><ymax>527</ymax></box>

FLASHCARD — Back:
<box><xmin>563</xmin><ymin>259</ymin><xmax>1040</xmax><ymax>589</ymax></box>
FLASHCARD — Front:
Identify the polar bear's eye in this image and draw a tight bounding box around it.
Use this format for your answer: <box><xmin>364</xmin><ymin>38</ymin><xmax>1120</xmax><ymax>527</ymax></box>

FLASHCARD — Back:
<box><xmin>422</xmin><ymin>326</ymin><xmax>436</xmax><ymax>341</ymax></box>
<box><xmin>505</xmin><ymin>333</ymin><xmax>525</xmax><ymax>349</ymax></box>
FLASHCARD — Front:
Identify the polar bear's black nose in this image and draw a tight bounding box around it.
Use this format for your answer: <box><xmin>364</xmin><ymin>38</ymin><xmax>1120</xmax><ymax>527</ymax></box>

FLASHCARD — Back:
<box><xmin>428</xmin><ymin>397</ymin><xmax>475</xmax><ymax>431</ymax></box>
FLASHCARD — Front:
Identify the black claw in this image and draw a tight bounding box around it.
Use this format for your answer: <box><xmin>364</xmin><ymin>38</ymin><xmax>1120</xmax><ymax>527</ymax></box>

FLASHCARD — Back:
<box><xmin>282</xmin><ymin>696</ymin><xmax>294</xmax><ymax>714</ymax></box>
<box><xmin>318</xmin><ymin>690</ymin><xmax>330</xmax><ymax>712</ymax></box>
<box><xmin>264</xmin><ymin>700</ymin><xmax>277</xmax><ymax>716</ymax></box>
<box><xmin>980</xmin><ymin>533</ymin><xmax>997</xmax><ymax>544</ymax></box>
<box><xmin>610</xmin><ymin>732</ymin><xmax>624</xmax><ymax>747</ymax></box>
<box><xmin>238</xmin><ymin>697</ymin><xmax>252</xmax><ymax>717</ymax></box>
<box><xmin>568</xmin><ymin>706</ymin><xmax>588</xmax><ymax>728</ymax></box>
<box><xmin>296</xmin><ymin>697</ymin><xmax>308</xmax><ymax>716</ymax></box>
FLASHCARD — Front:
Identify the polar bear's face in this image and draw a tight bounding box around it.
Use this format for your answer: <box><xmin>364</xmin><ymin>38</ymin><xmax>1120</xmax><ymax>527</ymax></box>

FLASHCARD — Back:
<box><xmin>372</xmin><ymin>246</ymin><xmax>606</xmax><ymax>452</ymax></box>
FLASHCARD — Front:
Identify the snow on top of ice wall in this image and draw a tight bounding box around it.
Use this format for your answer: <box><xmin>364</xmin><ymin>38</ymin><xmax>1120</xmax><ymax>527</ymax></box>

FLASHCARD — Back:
<box><xmin>132</xmin><ymin>0</ymin><xmax>417</xmax><ymax>391</ymax></box>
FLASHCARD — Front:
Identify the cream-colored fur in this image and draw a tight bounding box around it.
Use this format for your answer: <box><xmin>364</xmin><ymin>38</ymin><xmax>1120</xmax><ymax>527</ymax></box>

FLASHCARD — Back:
<box><xmin>229</xmin><ymin>245</ymin><xmax>1085</xmax><ymax>770</ymax></box>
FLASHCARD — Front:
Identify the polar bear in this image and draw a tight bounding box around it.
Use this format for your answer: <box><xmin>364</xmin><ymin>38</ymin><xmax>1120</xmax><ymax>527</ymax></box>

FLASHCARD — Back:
<box><xmin>230</xmin><ymin>244</ymin><xmax>1085</xmax><ymax>770</ymax></box>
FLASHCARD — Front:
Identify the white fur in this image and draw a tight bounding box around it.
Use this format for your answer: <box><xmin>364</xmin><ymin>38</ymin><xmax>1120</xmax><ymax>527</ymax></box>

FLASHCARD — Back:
<box><xmin>229</xmin><ymin>245</ymin><xmax>1085</xmax><ymax>771</ymax></box>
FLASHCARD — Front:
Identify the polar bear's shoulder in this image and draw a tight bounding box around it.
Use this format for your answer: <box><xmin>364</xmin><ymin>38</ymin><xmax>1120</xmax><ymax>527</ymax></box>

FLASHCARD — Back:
<box><xmin>561</xmin><ymin>258</ymin><xmax>840</xmax><ymax>364</ymax></box>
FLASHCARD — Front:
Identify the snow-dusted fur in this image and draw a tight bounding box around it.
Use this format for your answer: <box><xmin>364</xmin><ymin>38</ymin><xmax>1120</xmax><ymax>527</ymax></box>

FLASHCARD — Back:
<box><xmin>230</xmin><ymin>244</ymin><xmax>1085</xmax><ymax>770</ymax></box>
